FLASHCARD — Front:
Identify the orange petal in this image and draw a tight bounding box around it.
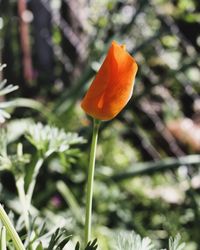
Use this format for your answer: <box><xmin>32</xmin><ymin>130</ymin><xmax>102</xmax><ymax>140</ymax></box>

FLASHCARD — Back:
<box><xmin>81</xmin><ymin>41</ymin><xmax>138</xmax><ymax>121</ymax></box>
<box><xmin>120</xmin><ymin>44</ymin><xmax>126</xmax><ymax>50</ymax></box>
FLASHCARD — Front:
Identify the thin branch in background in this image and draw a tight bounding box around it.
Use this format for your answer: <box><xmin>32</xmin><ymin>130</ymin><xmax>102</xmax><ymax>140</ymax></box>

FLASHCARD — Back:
<box><xmin>111</xmin><ymin>154</ymin><xmax>200</xmax><ymax>181</ymax></box>
<box><xmin>139</xmin><ymin>99</ymin><xmax>185</xmax><ymax>157</ymax></box>
<box><xmin>123</xmin><ymin>115</ymin><xmax>162</xmax><ymax>160</ymax></box>
<box><xmin>18</xmin><ymin>0</ymin><xmax>34</xmax><ymax>82</ymax></box>
<box><xmin>40</xmin><ymin>0</ymin><xmax>86</xmax><ymax>61</ymax></box>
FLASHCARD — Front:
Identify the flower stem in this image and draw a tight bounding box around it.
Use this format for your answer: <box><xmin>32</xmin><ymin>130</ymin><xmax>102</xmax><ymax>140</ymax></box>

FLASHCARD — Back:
<box><xmin>84</xmin><ymin>119</ymin><xmax>100</xmax><ymax>246</ymax></box>
<box><xmin>26</xmin><ymin>157</ymin><xmax>44</xmax><ymax>208</ymax></box>
<box><xmin>0</xmin><ymin>204</ymin><xmax>25</xmax><ymax>250</ymax></box>
<box><xmin>0</xmin><ymin>226</ymin><xmax>6</xmax><ymax>250</ymax></box>
<box><xmin>16</xmin><ymin>177</ymin><xmax>30</xmax><ymax>231</ymax></box>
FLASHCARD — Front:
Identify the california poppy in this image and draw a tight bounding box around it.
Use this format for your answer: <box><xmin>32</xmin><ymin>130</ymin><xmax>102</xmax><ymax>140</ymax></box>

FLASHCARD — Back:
<box><xmin>81</xmin><ymin>41</ymin><xmax>138</xmax><ymax>121</ymax></box>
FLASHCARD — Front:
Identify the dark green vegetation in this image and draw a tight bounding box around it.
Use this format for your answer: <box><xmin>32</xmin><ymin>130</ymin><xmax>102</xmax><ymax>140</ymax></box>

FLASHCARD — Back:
<box><xmin>0</xmin><ymin>0</ymin><xmax>200</xmax><ymax>249</ymax></box>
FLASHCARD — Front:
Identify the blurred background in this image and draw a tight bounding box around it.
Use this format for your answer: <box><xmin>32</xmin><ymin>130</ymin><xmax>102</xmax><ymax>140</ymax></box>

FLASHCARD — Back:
<box><xmin>0</xmin><ymin>0</ymin><xmax>200</xmax><ymax>249</ymax></box>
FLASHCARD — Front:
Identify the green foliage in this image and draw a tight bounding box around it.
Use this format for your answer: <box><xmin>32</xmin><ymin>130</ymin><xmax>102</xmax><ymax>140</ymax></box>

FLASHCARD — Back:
<box><xmin>0</xmin><ymin>226</ymin><xmax>6</xmax><ymax>250</ymax></box>
<box><xmin>0</xmin><ymin>132</ymin><xmax>30</xmax><ymax>174</ymax></box>
<box><xmin>26</xmin><ymin>123</ymin><xmax>86</xmax><ymax>158</ymax></box>
<box><xmin>85</xmin><ymin>239</ymin><xmax>98</xmax><ymax>250</ymax></box>
<box><xmin>169</xmin><ymin>234</ymin><xmax>186</xmax><ymax>250</ymax></box>
<box><xmin>115</xmin><ymin>232</ymin><xmax>155</xmax><ymax>250</ymax></box>
<box><xmin>46</xmin><ymin>228</ymin><xmax>71</xmax><ymax>250</ymax></box>
<box><xmin>114</xmin><ymin>232</ymin><xmax>186</xmax><ymax>250</ymax></box>
<box><xmin>0</xmin><ymin>64</ymin><xmax>18</xmax><ymax>123</ymax></box>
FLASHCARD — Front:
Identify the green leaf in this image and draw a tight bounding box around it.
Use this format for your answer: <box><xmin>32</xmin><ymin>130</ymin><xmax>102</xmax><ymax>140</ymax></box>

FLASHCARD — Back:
<box><xmin>115</xmin><ymin>231</ymin><xmax>155</xmax><ymax>250</ymax></box>
<box><xmin>75</xmin><ymin>242</ymin><xmax>80</xmax><ymax>250</ymax></box>
<box><xmin>47</xmin><ymin>228</ymin><xmax>72</xmax><ymax>250</ymax></box>
<box><xmin>36</xmin><ymin>242</ymin><xmax>44</xmax><ymax>250</ymax></box>
<box><xmin>0</xmin><ymin>226</ymin><xmax>7</xmax><ymax>250</ymax></box>
<box><xmin>169</xmin><ymin>234</ymin><xmax>186</xmax><ymax>250</ymax></box>
<box><xmin>0</xmin><ymin>64</ymin><xmax>19</xmax><ymax>123</ymax></box>
<box><xmin>85</xmin><ymin>239</ymin><xmax>98</xmax><ymax>250</ymax></box>
<box><xmin>57</xmin><ymin>237</ymin><xmax>72</xmax><ymax>249</ymax></box>
<box><xmin>26</xmin><ymin>123</ymin><xmax>86</xmax><ymax>158</ymax></box>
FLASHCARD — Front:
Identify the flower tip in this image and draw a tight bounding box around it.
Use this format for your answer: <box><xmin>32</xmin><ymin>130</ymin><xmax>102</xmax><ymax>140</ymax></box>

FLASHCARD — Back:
<box><xmin>111</xmin><ymin>40</ymin><xmax>126</xmax><ymax>51</ymax></box>
<box><xmin>120</xmin><ymin>44</ymin><xmax>126</xmax><ymax>50</ymax></box>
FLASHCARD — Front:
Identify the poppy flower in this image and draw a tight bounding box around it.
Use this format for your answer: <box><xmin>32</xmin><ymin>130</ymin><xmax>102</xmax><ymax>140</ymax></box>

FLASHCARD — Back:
<box><xmin>81</xmin><ymin>41</ymin><xmax>138</xmax><ymax>121</ymax></box>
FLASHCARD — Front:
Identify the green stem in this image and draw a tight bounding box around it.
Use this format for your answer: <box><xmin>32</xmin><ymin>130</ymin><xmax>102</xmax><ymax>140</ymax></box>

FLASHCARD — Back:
<box><xmin>84</xmin><ymin>119</ymin><xmax>100</xmax><ymax>246</ymax></box>
<box><xmin>26</xmin><ymin>158</ymin><xmax>44</xmax><ymax>208</ymax></box>
<box><xmin>0</xmin><ymin>204</ymin><xmax>25</xmax><ymax>250</ymax></box>
<box><xmin>16</xmin><ymin>177</ymin><xmax>30</xmax><ymax>231</ymax></box>
<box><xmin>0</xmin><ymin>226</ymin><xmax>6</xmax><ymax>250</ymax></box>
<box><xmin>57</xmin><ymin>181</ymin><xmax>82</xmax><ymax>224</ymax></box>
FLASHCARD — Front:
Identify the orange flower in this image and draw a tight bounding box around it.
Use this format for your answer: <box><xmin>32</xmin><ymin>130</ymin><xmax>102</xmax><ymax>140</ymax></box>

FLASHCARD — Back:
<box><xmin>81</xmin><ymin>41</ymin><xmax>138</xmax><ymax>121</ymax></box>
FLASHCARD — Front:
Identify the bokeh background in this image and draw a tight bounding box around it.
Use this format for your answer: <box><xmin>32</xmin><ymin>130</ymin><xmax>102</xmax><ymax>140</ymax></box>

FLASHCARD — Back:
<box><xmin>0</xmin><ymin>0</ymin><xmax>200</xmax><ymax>249</ymax></box>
